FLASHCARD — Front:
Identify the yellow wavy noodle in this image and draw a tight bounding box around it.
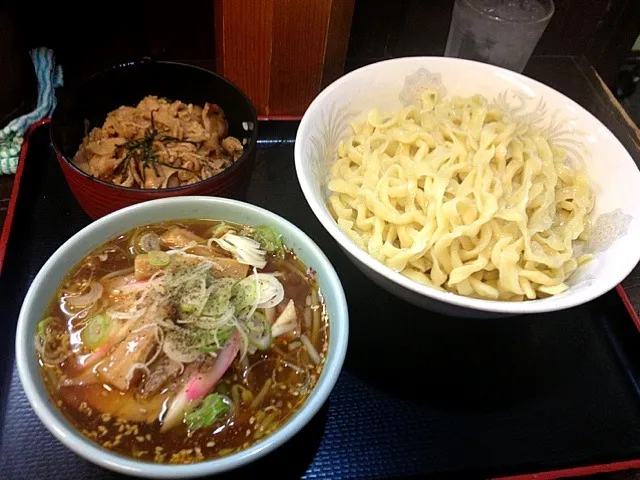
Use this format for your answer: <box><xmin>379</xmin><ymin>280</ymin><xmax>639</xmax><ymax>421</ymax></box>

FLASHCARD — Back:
<box><xmin>328</xmin><ymin>92</ymin><xmax>595</xmax><ymax>300</ymax></box>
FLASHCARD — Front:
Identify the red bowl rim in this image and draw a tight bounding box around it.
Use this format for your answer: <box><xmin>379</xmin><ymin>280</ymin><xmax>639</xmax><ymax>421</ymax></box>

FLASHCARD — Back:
<box><xmin>50</xmin><ymin>60</ymin><xmax>259</xmax><ymax>195</ymax></box>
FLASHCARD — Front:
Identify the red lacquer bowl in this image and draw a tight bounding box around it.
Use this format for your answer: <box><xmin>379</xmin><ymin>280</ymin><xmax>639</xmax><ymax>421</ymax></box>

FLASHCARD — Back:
<box><xmin>50</xmin><ymin>60</ymin><xmax>258</xmax><ymax>219</ymax></box>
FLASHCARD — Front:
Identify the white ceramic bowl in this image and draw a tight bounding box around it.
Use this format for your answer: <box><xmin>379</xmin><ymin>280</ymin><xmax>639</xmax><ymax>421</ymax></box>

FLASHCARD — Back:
<box><xmin>295</xmin><ymin>56</ymin><xmax>640</xmax><ymax>317</ymax></box>
<box><xmin>16</xmin><ymin>197</ymin><xmax>348</xmax><ymax>478</ymax></box>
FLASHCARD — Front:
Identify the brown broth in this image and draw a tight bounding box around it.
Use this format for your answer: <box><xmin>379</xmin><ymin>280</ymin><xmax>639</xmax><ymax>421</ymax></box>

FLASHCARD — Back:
<box><xmin>38</xmin><ymin>220</ymin><xmax>329</xmax><ymax>464</ymax></box>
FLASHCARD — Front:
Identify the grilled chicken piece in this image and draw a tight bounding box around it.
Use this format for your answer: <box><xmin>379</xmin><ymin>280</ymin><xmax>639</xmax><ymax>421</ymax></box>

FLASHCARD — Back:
<box><xmin>202</xmin><ymin>102</ymin><xmax>228</xmax><ymax>140</ymax></box>
<box><xmin>97</xmin><ymin>327</ymin><xmax>157</xmax><ymax>391</ymax></box>
<box><xmin>73</xmin><ymin>96</ymin><xmax>243</xmax><ymax>189</ymax></box>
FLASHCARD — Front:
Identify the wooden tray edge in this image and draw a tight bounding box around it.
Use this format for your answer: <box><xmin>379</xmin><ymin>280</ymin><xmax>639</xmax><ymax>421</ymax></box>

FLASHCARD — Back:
<box><xmin>0</xmin><ymin>118</ymin><xmax>51</xmax><ymax>274</ymax></box>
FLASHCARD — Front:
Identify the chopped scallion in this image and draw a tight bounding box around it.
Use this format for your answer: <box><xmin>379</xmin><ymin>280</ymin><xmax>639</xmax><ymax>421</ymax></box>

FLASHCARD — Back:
<box><xmin>249</xmin><ymin>225</ymin><xmax>284</xmax><ymax>257</ymax></box>
<box><xmin>185</xmin><ymin>393</ymin><xmax>232</xmax><ymax>431</ymax></box>
<box><xmin>247</xmin><ymin>311</ymin><xmax>272</xmax><ymax>350</ymax></box>
<box><xmin>37</xmin><ymin>317</ymin><xmax>56</xmax><ymax>340</ymax></box>
<box><xmin>81</xmin><ymin>314</ymin><xmax>111</xmax><ymax>350</ymax></box>
<box><xmin>148</xmin><ymin>250</ymin><xmax>170</xmax><ymax>267</ymax></box>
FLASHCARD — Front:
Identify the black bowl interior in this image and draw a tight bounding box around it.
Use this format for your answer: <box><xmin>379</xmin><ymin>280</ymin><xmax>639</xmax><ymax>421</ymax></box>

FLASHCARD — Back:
<box><xmin>51</xmin><ymin>60</ymin><xmax>258</xmax><ymax>161</ymax></box>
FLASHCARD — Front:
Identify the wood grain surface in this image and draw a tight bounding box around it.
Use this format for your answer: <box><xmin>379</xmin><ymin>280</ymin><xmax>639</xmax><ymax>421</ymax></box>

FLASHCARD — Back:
<box><xmin>215</xmin><ymin>0</ymin><xmax>354</xmax><ymax>117</ymax></box>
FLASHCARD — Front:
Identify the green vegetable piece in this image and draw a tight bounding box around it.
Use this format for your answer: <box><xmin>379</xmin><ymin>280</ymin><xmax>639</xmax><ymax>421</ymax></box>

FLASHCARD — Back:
<box><xmin>201</xmin><ymin>278</ymin><xmax>236</xmax><ymax>318</ymax></box>
<box><xmin>82</xmin><ymin>314</ymin><xmax>111</xmax><ymax>350</ymax></box>
<box><xmin>180</xmin><ymin>303</ymin><xmax>197</xmax><ymax>313</ymax></box>
<box><xmin>249</xmin><ymin>225</ymin><xmax>284</xmax><ymax>257</ymax></box>
<box><xmin>185</xmin><ymin>393</ymin><xmax>231</xmax><ymax>431</ymax></box>
<box><xmin>231</xmin><ymin>276</ymin><xmax>259</xmax><ymax>316</ymax></box>
<box><xmin>37</xmin><ymin>317</ymin><xmax>56</xmax><ymax>340</ymax></box>
<box><xmin>198</xmin><ymin>326</ymin><xmax>235</xmax><ymax>352</ymax></box>
<box><xmin>247</xmin><ymin>311</ymin><xmax>272</xmax><ymax>350</ymax></box>
<box><xmin>148</xmin><ymin>250</ymin><xmax>170</xmax><ymax>267</ymax></box>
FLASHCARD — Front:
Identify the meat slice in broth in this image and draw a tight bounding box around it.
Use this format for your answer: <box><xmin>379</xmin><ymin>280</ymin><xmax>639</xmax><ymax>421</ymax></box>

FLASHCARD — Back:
<box><xmin>160</xmin><ymin>227</ymin><xmax>205</xmax><ymax>248</ymax></box>
<box><xmin>97</xmin><ymin>327</ymin><xmax>157</xmax><ymax>391</ymax></box>
<box><xmin>138</xmin><ymin>355</ymin><xmax>182</xmax><ymax>399</ymax></box>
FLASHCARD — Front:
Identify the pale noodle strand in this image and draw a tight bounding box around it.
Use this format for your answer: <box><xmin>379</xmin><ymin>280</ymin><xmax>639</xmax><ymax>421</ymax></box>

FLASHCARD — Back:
<box><xmin>328</xmin><ymin>92</ymin><xmax>594</xmax><ymax>301</ymax></box>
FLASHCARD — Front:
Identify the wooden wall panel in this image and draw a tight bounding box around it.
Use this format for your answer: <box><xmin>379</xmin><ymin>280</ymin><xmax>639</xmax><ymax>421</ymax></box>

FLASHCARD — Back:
<box><xmin>215</xmin><ymin>0</ymin><xmax>275</xmax><ymax>115</ymax></box>
<box><xmin>322</xmin><ymin>0</ymin><xmax>356</xmax><ymax>87</ymax></box>
<box><xmin>216</xmin><ymin>0</ymin><xmax>354</xmax><ymax>118</ymax></box>
<box><xmin>269</xmin><ymin>0</ymin><xmax>332</xmax><ymax>115</ymax></box>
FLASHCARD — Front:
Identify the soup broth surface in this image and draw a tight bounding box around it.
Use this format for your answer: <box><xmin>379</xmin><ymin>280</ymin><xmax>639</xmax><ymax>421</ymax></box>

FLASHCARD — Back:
<box><xmin>37</xmin><ymin>219</ymin><xmax>329</xmax><ymax>463</ymax></box>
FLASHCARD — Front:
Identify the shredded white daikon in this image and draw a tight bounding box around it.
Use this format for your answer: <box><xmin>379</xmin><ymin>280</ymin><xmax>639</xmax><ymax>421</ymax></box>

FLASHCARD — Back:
<box><xmin>65</xmin><ymin>281</ymin><xmax>103</xmax><ymax>307</ymax></box>
<box><xmin>272</xmin><ymin>300</ymin><xmax>297</xmax><ymax>337</ymax></box>
<box><xmin>107</xmin><ymin>306</ymin><xmax>147</xmax><ymax>320</ymax></box>
<box><xmin>300</xmin><ymin>334</ymin><xmax>321</xmax><ymax>365</ymax></box>
<box><xmin>255</xmin><ymin>273</ymin><xmax>284</xmax><ymax>308</ymax></box>
<box><xmin>214</xmin><ymin>233</ymin><xmax>267</xmax><ymax>268</ymax></box>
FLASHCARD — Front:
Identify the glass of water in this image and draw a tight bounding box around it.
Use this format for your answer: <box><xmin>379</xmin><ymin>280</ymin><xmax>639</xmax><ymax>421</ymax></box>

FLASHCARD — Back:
<box><xmin>445</xmin><ymin>0</ymin><xmax>555</xmax><ymax>72</ymax></box>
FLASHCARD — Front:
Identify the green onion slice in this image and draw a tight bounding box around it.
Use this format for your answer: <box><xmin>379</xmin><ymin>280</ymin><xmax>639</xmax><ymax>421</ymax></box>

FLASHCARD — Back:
<box><xmin>81</xmin><ymin>314</ymin><xmax>112</xmax><ymax>350</ymax></box>
<box><xmin>249</xmin><ymin>225</ymin><xmax>284</xmax><ymax>257</ymax></box>
<box><xmin>247</xmin><ymin>311</ymin><xmax>272</xmax><ymax>350</ymax></box>
<box><xmin>148</xmin><ymin>250</ymin><xmax>170</xmax><ymax>267</ymax></box>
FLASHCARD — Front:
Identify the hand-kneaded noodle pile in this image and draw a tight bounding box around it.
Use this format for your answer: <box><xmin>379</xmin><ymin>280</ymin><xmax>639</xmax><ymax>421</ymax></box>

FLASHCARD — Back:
<box><xmin>328</xmin><ymin>92</ymin><xmax>594</xmax><ymax>301</ymax></box>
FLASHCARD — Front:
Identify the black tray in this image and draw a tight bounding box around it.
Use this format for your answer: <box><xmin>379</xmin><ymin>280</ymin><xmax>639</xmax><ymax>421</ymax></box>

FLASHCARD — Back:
<box><xmin>2</xmin><ymin>123</ymin><xmax>640</xmax><ymax>480</ymax></box>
